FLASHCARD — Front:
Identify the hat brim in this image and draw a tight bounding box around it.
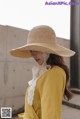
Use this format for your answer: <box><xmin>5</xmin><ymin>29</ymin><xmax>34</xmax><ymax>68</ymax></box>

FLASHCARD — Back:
<box><xmin>10</xmin><ymin>43</ymin><xmax>75</xmax><ymax>58</ymax></box>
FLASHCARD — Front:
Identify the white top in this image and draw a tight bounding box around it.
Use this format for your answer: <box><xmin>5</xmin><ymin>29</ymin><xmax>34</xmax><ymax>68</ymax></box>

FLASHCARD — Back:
<box><xmin>28</xmin><ymin>64</ymin><xmax>51</xmax><ymax>105</ymax></box>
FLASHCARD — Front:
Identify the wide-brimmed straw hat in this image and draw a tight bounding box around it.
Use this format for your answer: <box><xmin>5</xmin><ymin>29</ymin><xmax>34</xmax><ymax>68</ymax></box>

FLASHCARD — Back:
<box><xmin>10</xmin><ymin>25</ymin><xmax>75</xmax><ymax>58</ymax></box>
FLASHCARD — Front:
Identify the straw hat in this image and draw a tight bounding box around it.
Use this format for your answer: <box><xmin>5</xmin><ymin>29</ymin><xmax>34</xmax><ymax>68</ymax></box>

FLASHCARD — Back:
<box><xmin>10</xmin><ymin>25</ymin><xmax>75</xmax><ymax>58</ymax></box>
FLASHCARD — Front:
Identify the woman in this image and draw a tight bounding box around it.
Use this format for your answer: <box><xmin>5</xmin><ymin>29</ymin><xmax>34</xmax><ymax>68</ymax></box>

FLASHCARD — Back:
<box><xmin>10</xmin><ymin>25</ymin><xmax>75</xmax><ymax>119</ymax></box>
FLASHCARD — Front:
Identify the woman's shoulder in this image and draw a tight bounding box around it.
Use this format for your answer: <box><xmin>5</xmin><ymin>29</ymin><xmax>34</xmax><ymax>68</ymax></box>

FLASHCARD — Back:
<box><xmin>52</xmin><ymin>65</ymin><xmax>65</xmax><ymax>71</ymax></box>
<box><xmin>36</xmin><ymin>65</ymin><xmax>66</xmax><ymax>92</ymax></box>
<box><xmin>48</xmin><ymin>65</ymin><xmax>66</xmax><ymax>76</ymax></box>
<box><xmin>37</xmin><ymin>65</ymin><xmax>66</xmax><ymax>86</ymax></box>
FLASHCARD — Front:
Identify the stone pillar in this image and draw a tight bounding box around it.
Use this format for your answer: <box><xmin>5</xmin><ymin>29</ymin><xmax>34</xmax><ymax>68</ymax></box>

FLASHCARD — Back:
<box><xmin>70</xmin><ymin>0</ymin><xmax>80</xmax><ymax>88</ymax></box>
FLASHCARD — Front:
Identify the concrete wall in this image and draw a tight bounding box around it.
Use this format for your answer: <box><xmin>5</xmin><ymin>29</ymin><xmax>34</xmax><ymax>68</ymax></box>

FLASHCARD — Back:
<box><xmin>0</xmin><ymin>25</ymin><xmax>70</xmax><ymax>113</ymax></box>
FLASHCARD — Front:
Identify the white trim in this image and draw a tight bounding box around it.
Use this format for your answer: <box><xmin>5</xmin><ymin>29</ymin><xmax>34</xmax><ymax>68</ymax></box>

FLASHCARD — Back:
<box><xmin>27</xmin><ymin>65</ymin><xmax>51</xmax><ymax>105</ymax></box>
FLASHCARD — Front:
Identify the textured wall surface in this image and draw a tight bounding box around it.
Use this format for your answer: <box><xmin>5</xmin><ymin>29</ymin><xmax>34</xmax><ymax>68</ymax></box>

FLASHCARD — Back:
<box><xmin>0</xmin><ymin>25</ymin><xmax>70</xmax><ymax>113</ymax></box>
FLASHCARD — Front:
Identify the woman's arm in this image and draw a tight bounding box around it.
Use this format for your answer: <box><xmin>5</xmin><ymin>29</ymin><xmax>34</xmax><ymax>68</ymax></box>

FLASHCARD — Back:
<box><xmin>38</xmin><ymin>67</ymin><xmax>66</xmax><ymax>119</ymax></box>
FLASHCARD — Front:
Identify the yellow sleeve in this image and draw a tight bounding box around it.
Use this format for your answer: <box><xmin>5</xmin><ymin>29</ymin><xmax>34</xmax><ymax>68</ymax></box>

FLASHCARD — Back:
<box><xmin>18</xmin><ymin>113</ymin><xmax>24</xmax><ymax>118</ymax></box>
<box><xmin>39</xmin><ymin>67</ymin><xmax>66</xmax><ymax>119</ymax></box>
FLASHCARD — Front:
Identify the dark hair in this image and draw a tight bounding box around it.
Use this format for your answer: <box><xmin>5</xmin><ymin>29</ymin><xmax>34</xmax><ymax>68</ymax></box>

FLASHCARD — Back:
<box><xmin>46</xmin><ymin>54</ymin><xmax>73</xmax><ymax>100</ymax></box>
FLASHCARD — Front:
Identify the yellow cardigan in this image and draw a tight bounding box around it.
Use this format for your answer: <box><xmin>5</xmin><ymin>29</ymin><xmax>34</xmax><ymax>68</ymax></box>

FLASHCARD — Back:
<box><xmin>18</xmin><ymin>66</ymin><xmax>66</xmax><ymax>119</ymax></box>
